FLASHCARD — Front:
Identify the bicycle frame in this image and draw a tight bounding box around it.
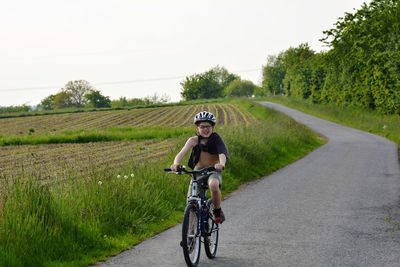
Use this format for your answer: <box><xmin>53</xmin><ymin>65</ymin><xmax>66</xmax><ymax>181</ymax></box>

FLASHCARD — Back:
<box><xmin>164</xmin><ymin>166</ymin><xmax>219</xmax><ymax>266</ymax></box>
<box><xmin>187</xmin><ymin>172</ymin><xmax>213</xmax><ymax>237</ymax></box>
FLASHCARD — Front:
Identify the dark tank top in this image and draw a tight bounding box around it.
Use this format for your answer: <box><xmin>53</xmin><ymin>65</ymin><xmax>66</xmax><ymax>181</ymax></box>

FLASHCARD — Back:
<box><xmin>188</xmin><ymin>132</ymin><xmax>229</xmax><ymax>169</ymax></box>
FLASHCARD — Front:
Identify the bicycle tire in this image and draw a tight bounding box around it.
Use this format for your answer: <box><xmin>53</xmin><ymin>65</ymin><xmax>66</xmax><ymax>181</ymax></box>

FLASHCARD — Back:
<box><xmin>204</xmin><ymin>200</ymin><xmax>219</xmax><ymax>258</ymax></box>
<box><xmin>182</xmin><ymin>204</ymin><xmax>201</xmax><ymax>267</ymax></box>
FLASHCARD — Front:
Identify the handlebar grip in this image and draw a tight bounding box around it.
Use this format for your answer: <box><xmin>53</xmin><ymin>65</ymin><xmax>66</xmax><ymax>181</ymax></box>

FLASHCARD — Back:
<box><xmin>164</xmin><ymin>168</ymin><xmax>172</xmax><ymax>172</ymax></box>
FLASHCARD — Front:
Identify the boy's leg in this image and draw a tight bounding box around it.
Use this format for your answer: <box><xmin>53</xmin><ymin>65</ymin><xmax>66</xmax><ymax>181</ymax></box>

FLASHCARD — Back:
<box><xmin>209</xmin><ymin>174</ymin><xmax>225</xmax><ymax>223</ymax></box>
<box><xmin>208</xmin><ymin>177</ymin><xmax>221</xmax><ymax>208</ymax></box>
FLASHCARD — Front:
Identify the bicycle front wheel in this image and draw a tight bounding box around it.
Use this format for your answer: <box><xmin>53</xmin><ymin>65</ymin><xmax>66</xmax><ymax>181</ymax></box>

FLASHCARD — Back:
<box><xmin>204</xmin><ymin>200</ymin><xmax>219</xmax><ymax>258</ymax></box>
<box><xmin>182</xmin><ymin>204</ymin><xmax>201</xmax><ymax>267</ymax></box>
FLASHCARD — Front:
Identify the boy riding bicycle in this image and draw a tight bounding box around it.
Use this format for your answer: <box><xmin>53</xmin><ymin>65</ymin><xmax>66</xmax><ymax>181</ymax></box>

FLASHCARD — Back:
<box><xmin>170</xmin><ymin>111</ymin><xmax>229</xmax><ymax>224</ymax></box>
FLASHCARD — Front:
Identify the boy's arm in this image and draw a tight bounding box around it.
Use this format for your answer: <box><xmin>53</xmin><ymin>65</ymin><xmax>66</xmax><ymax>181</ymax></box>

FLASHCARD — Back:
<box><xmin>215</xmin><ymin>153</ymin><xmax>227</xmax><ymax>171</ymax></box>
<box><xmin>171</xmin><ymin>137</ymin><xmax>196</xmax><ymax>170</ymax></box>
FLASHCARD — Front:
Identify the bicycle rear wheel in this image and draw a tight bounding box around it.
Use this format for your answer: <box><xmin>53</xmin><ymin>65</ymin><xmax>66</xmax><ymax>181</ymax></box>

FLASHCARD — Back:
<box><xmin>182</xmin><ymin>204</ymin><xmax>201</xmax><ymax>267</ymax></box>
<box><xmin>204</xmin><ymin>200</ymin><xmax>219</xmax><ymax>258</ymax></box>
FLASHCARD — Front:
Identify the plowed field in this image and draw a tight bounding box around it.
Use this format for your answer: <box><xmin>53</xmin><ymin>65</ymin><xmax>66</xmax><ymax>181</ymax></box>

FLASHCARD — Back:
<box><xmin>0</xmin><ymin>103</ymin><xmax>255</xmax><ymax>183</ymax></box>
<box><xmin>0</xmin><ymin>103</ymin><xmax>256</xmax><ymax>136</ymax></box>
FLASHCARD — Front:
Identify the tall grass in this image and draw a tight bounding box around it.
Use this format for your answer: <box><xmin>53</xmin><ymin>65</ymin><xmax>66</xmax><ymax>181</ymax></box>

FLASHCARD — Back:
<box><xmin>0</xmin><ymin>160</ymin><xmax>186</xmax><ymax>267</ymax></box>
<box><xmin>263</xmin><ymin>96</ymin><xmax>400</xmax><ymax>145</ymax></box>
<box><xmin>0</xmin><ymin>100</ymin><xmax>323</xmax><ymax>266</ymax></box>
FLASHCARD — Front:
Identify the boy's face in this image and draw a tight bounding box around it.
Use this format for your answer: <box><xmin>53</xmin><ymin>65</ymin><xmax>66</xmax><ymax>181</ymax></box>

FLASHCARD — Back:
<box><xmin>197</xmin><ymin>122</ymin><xmax>213</xmax><ymax>138</ymax></box>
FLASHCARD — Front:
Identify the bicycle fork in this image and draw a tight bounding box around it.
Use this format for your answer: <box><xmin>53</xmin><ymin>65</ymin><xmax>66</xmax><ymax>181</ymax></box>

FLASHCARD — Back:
<box><xmin>187</xmin><ymin>198</ymin><xmax>209</xmax><ymax>238</ymax></box>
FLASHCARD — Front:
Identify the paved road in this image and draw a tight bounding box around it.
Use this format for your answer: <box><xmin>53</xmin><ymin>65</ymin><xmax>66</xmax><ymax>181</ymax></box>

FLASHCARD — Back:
<box><xmin>97</xmin><ymin>102</ymin><xmax>400</xmax><ymax>267</ymax></box>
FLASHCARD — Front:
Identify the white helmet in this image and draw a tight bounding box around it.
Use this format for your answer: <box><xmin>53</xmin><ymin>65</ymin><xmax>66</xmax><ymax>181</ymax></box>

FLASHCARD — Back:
<box><xmin>193</xmin><ymin>111</ymin><xmax>216</xmax><ymax>125</ymax></box>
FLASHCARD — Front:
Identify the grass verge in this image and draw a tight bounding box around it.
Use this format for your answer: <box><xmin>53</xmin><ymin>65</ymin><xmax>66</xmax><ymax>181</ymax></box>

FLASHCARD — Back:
<box><xmin>0</xmin><ymin>98</ymin><xmax>225</xmax><ymax>119</ymax></box>
<box><xmin>0</xmin><ymin>100</ymin><xmax>323</xmax><ymax>266</ymax></box>
<box><xmin>0</xmin><ymin>127</ymin><xmax>193</xmax><ymax>146</ymax></box>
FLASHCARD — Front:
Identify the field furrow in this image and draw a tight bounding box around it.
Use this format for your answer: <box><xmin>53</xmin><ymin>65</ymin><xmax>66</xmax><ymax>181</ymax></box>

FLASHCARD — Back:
<box><xmin>100</xmin><ymin>109</ymin><xmax>149</xmax><ymax>128</ymax></box>
<box><xmin>163</xmin><ymin>106</ymin><xmax>190</xmax><ymax>126</ymax></box>
<box><xmin>0</xmin><ymin>139</ymin><xmax>177</xmax><ymax>183</ymax></box>
<box><xmin>72</xmin><ymin>112</ymin><xmax>127</xmax><ymax>130</ymax></box>
<box><xmin>136</xmin><ymin>107</ymin><xmax>173</xmax><ymax>127</ymax></box>
<box><xmin>0</xmin><ymin>103</ymin><xmax>252</xmax><ymax>136</ymax></box>
<box><xmin>228</xmin><ymin>104</ymin><xmax>239</xmax><ymax>125</ymax></box>
<box><xmin>125</xmin><ymin>108</ymin><xmax>161</xmax><ymax>127</ymax></box>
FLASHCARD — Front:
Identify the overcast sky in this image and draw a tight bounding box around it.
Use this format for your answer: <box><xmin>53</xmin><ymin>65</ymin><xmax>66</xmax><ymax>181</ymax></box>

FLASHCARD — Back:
<box><xmin>0</xmin><ymin>0</ymin><xmax>369</xmax><ymax>106</ymax></box>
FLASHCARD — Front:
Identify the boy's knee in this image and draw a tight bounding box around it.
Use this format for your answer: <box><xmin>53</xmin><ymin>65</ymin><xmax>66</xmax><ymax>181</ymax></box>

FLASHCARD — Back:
<box><xmin>209</xmin><ymin>179</ymin><xmax>220</xmax><ymax>192</ymax></box>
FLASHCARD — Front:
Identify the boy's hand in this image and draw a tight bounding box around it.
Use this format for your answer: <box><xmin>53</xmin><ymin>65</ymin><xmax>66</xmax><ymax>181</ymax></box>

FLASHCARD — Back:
<box><xmin>214</xmin><ymin>163</ymin><xmax>225</xmax><ymax>172</ymax></box>
<box><xmin>170</xmin><ymin>164</ymin><xmax>180</xmax><ymax>172</ymax></box>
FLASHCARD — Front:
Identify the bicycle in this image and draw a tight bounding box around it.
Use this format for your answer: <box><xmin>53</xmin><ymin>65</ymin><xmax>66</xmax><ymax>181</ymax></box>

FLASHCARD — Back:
<box><xmin>164</xmin><ymin>166</ymin><xmax>219</xmax><ymax>267</ymax></box>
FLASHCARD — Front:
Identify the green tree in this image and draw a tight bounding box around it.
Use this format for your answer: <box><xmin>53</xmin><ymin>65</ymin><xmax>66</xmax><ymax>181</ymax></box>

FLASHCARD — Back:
<box><xmin>85</xmin><ymin>90</ymin><xmax>111</xmax><ymax>108</ymax></box>
<box><xmin>281</xmin><ymin>43</ymin><xmax>315</xmax><ymax>99</ymax></box>
<box><xmin>63</xmin><ymin>80</ymin><xmax>95</xmax><ymax>107</ymax></box>
<box><xmin>261</xmin><ymin>0</ymin><xmax>400</xmax><ymax>114</ymax></box>
<box><xmin>262</xmin><ymin>54</ymin><xmax>286</xmax><ymax>95</ymax></box>
<box><xmin>224</xmin><ymin>79</ymin><xmax>256</xmax><ymax>97</ymax></box>
<box><xmin>180</xmin><ymin>66</ymin><xmax>239</xmax><ymax>100</ymax></box>
<box><xmin>39</xmin><ymin>95</ymin><xmax>56</xmax><ymax>110</ymax></box>
<box><xmin>111</xmin><ymin>97</ymin><xmax>129</xmax><ymax>107</ymax></box>
<box><xmin>320</xmin><ymin>0</ymin><xmax>400</xmax><ymax>113</ymax></box>
<box><xmin>0</xmin><ymin>104</ymin><xmax>31</xmax><ymax>113</ymax></box>
<box><xmin>308</xmin><ymin>52</ymin><xmax>328</xmax><ymax>103</ymax></box>
<box><xmin>39</xmin><ymin>82</ymin><xmax>114</xmax><ymax>110</ymax></box>
<box><xmin>53</xmin><ymin>91</ymin><xmax>73</xmax><ymax>109</ymax></box>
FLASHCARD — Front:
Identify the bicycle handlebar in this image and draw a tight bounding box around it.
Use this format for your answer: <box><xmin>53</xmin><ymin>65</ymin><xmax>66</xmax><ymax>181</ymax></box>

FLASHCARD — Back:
<box><xmin>164</xmin><ymin>165</ymin><xmax>216</xmax><ymax>175</ymax></box>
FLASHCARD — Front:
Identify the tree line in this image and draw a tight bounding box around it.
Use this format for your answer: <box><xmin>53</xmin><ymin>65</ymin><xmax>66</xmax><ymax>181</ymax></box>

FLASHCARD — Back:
<box><xmin>0</xmin><ymin>81</ymin><xmax>172</xmax><ymax>113</ymax></box>
<box><xmin>39</xmin><ymin>80</ymin><xmax>171</xmax><ymax>110</ymax></box>
<box><xmin>4</xmin><ymin>0</ymin><xmax>396</xmax><ymax>114</ymax></box>
<box><xmin>1</xmin><ymin>66</ymin><xmax>258</xmax><ymax>113</ymax></box>
<box><xmin>261</xmin><ymin>0</ymin><xmax>400</xmax><ymax>115</ymax></box>
<box><xmin>180</xmin><ymin>65</ymin><xmax>258</xmax><ymax>100</ymax></box>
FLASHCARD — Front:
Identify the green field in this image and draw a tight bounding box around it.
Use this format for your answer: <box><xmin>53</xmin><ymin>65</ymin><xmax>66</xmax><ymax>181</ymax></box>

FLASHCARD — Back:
<box><xmin>0</xmin><ymin>99</ymin><xmax>323</xmax><ymax>267</ymax></box>
<box><xmin>0</xmin><ymin>102</ymin><xmax>256</xmax><ymax>184</ymax></box>
<box><xmin>0</xmin><ymin>103</ymin><xmax>255</xmax><ymax>136</ymax></box>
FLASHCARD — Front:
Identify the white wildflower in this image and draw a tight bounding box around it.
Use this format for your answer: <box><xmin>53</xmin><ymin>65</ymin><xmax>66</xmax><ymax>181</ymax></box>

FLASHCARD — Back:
<box><xmin>117</xmin><ymin>175</ymin><xmax>121</xmax><ymax>178</ymax></box>
<box><xmin>131</xmin><ymin>173</ymin><xmax>135</xmax><ymax>177</ymax></box>
<box><xmin>383</xmin><ymin>124</ymin><xmax>387</xmax><ymax>130</ymax></box>
<box><xmin>98</xmin><ymin>180</ymin><xmax>103</xmax><ymax>185</ymax></box>
<box><xmin>124</xmin><ymin>175</ymin><xmax>128</xmax><ymax>179</ymax></box>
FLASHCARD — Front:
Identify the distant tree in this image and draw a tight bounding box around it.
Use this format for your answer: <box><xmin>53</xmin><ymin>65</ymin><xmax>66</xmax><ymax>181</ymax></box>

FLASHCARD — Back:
<box><xmin>53</xmin><ymin>91</ymin><xmax>73</xmax><ymax>109</ymax></box>
<box><xmin>281</xmin><ymin>43</ymin><xmax>315</xmax><ymax>98</ymax></box>
<box><xmin>180</xmin><ymin>66</ymin><xmax>239</xmax><ymax>100</ymax></box>
<box><xmin>40</xmin><ymin>94</ymin><xmax>56</xmax><ymax>110</ymax></box>
<box><xmin>130</xmin><ymin>98</ymin><xmax>148</xmax><ymax>105</ymax></box>
<box><xmin>63</xmin><ymin>80</ymin><xmax>95</xmax><ymax>107</ymax></box>
<box><xmin>0</xmin><ymin>104</ymin><xmax>30</xmax><ymax>113</ymax></box>
<box><xmin>262</xmin><ymin>54</ymin><xmax>286</xmax><ymax>95</ymax></box>
<box><xmin>158</xmin><ymin>93</ymin><xmax>171</xmax><ymax>103</ymax></box>
<box><xmin>144</xmin><ymin>93</ymin><xmax>171</xmax><ymax>104</ymax></box>
<box><xmin>111</xmin><ymin>95</ymin><xmax>171</xmax><ymax>108</ymax></box>
<box><xmin>213</xmin><ymin>66</ymin><xmax>239</xmax><ymax>89</ymax></box>
<box><xmin>253</xmin><ymin>86</ymin><xmax>268</xmax><ymax>97</ymax></box>
<box><xmin>85</xmin><ymin>90</ymin><xmax>111</xmax><ymax>108</ymax></box>
<box><xmin>224</xmin><ymin>79</ymin><xmax>256</xmax><ymax>97</ymax></box>
<box><xmin>111</xmin><ymin>97</ymin><xmax>130</xmax><ymax>107</ymax></box>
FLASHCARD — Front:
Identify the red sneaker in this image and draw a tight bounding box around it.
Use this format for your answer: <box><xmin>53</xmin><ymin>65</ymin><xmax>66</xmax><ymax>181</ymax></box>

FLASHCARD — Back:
<box><xmin>213</xmin><ymin>208</ymin><xmax>225</xmax><ymax>224</ymax></box>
